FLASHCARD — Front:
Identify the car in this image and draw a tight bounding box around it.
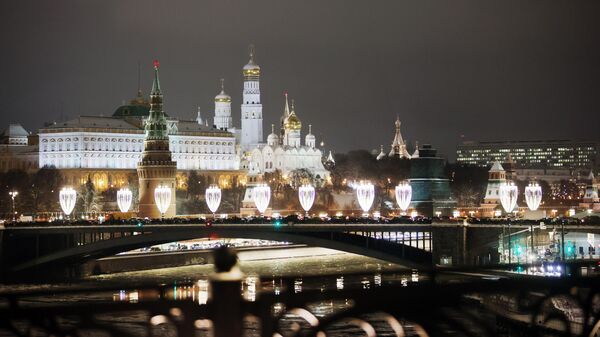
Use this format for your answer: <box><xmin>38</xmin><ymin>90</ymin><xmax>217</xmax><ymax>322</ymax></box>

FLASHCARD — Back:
<box><xmin>150</xmin><ymin>247</ymin><xmax>161</xmax><ymax>252</ymax></box>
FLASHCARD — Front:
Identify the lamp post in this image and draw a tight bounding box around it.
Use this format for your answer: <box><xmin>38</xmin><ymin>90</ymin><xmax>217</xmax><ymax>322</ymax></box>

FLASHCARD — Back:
<box><xmin>524</xmin><ymin>182</ymin><xmax>542</xmax><ymax>264</ymax></box>
<box><xmin>394</xmin><ymin>181</ymin><xmax>412</xmax><ymax>215</ymax></box>
<box><xmin>252</xmin><ymin>184</ymin><xmax>271</xmax><ymax>218</ymax></box>
<box><xmin>499</xmin><ymin>181</ymin><xmax>518</xmax><ymax>265</ymax></box>
<box><xmin>356</xmin><ymin>181</ymin><xmax>375</xmax><ymax>216</ymax></box>
<box><xmin>116</xmin><ymin>187</ymin><xmax>133</xmax><ymax>213</ymax></box>
<box><xmin>205</xmin><ymin>185</ymin><xmax>222</xmax><ymax>219</ymax></box>
<box><xmin>298</xmin><ymin>184</ymin><xmax>315</xmax><ymax>217</ymax></box>
<box><xmin>59</xmin><ymin>187</ymin><xmax>77</xmax><ymax>220</ymax></box>
<box><xmin>154</xmin><ymin>184</ymin><xmax>172</xmax><ymax>220</ymax></box>
<box><xmin>8</xmin><ymin>191</ymin><xmax>18</xmax><ymax>222</ymax></box>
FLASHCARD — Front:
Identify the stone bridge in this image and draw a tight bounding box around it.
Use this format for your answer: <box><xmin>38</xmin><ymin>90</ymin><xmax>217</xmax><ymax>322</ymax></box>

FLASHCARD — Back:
<box><xmin>1</xmin><ymin>221</ymin><xmax>599</xmax><ymax>281</ymax></box>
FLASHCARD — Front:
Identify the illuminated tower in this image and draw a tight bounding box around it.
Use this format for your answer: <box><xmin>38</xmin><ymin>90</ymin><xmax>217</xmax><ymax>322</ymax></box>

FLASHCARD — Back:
<box><xmin>241</xmin><ymin>45</ymin><xmax>263</xmax><ymax>150</ymax></box>
<box><xmin>137</xmin><ymin>60</ymin><xmax>177</xmax><ymax>218</ymax></box>
<box><xmin>214</xmin><ymin>78</ymin><xmax>232</xmax><ymax>130</ymax></box>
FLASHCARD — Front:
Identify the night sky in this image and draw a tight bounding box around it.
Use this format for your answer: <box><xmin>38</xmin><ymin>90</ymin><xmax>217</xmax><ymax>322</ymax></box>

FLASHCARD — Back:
<box><xmin>1</xmin><ymin>1</ymin><xmax>599</xmax><ymax>160</ymax></box>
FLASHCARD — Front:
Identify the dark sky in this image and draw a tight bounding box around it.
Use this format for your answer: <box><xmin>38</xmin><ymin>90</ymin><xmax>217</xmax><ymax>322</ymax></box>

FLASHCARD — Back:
<box><xmin>1</xmin><ymin>1</ymin><xmax>599</xmax><ymax>160</ymax></box>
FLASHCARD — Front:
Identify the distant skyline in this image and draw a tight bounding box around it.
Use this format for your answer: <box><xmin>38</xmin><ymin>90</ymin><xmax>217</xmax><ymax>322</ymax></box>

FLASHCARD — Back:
<box><xmin>1</xmin><ymin>0</ymin><xmax>599</xmax><ymax>160</ymax></box>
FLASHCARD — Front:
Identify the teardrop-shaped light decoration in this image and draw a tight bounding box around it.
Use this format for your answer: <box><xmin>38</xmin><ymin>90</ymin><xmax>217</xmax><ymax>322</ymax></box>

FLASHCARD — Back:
<box><xmin>59</xmin><ymin>187</ymin><xmax>77</xmax><ymax>216</ymax></box>
<box><xmin>355</xmin><ymin>181</ymin><xmax>375</xmax><ymax>213</ymax></box>
<box><xmin>252</xmin><ymin>184</ymin><xmax>271</xmax><ymax>215</ymax></box>
<box><xmin>154</xmin><ymin>184</ymin><xmax>172</xmax><ymax>216</ymax></box>
<box><xmin>298</xmin><ymin>184</ymin><xmax>316</xmax><ymax>214</ymax></box>
<box><xmin>499</xmin><ymin>181</ymin><xmax>518</xmax><ymax>214</ymax></box>
<box><xmin>205</xmin><ymin>185</ymin><xmax>222</xmax><ymax>214</ymax></box>
<box><xmin>117</xmin><ymin>187</ymin><xmax>133</xmax><ymax>213</ymax></box>
<box><xmin>395</xmin><ymin>181</ymin><xmax>412</xmax><ymax>212</ymax></box>
<box><xmin>524</xmin><ymin>182</ymin><xmax>542</xmax><ymax>211</ymax></box>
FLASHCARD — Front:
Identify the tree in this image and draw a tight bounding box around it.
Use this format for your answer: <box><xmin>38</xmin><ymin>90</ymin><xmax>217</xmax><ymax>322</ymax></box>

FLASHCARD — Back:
<box><xmin>30</xmin><ymin>166</ymin><xmax>63</xmax><ymax>216</ymax></box>
<box><xmin>446</xmin><ymin>164</ymin><xmax>488</xmax><ymax>207</ymax></box>
<box><xmin>78</xmin><ymin>176</ymin><xmax>100</xmax><ymax>215</ymax></box>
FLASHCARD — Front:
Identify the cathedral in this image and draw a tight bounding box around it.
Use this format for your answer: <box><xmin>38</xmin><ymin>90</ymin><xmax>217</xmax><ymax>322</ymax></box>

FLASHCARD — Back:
<box><xmin>245</xmin><ymin>92</ymin><xmax>329</xmax><ymax>181</ymax></box>
<box><xmin>377</xmin><ymin>117</ymin><xmax>418</xmax><ymax>160</ymax></box>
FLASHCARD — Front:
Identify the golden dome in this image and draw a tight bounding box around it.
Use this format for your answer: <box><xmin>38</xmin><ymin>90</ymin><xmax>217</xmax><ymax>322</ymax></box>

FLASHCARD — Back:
<box><xmin>284</xmin><ymin>113</ymin><xmax>302</xmax><ymax>131</ymax></box>
<box><xmin>214</xmin><ymin>78</ymin><xmax>231</xmax><ymax>103</ymax></box>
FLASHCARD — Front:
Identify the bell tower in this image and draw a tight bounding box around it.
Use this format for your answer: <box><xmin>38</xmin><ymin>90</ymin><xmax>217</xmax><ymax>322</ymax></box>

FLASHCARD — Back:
<box><xmin>240</xmin><ymin>44</ymin><xmax>263</xmax><ymax>150</ymax></box>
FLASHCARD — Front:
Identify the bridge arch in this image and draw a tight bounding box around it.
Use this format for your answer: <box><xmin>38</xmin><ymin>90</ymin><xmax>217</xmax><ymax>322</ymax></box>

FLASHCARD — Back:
<box><xmin>12</xmin><ymin>227</ymin><xmax>430</xmax><ymax>272</ymax></box>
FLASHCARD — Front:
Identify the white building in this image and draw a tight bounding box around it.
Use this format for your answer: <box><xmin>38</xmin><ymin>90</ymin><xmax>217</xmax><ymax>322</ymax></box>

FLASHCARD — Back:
<box><xmin>39</xmin><ymin>92</ymin><xmax>239</xmax><ymax>171</ymax></box>
<box><xmin>246</xmin><ymin>93</ymin><xmax>329</xmax><ymax>181</ymax></box>
<box><xmin>0</xmin><ymin>124</ymin><xmax>38</xmax><ymax>172</ymax></box>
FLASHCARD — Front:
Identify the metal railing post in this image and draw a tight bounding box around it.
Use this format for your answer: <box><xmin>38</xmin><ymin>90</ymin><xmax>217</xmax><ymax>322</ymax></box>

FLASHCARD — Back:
<box><xmin>211</xmin><ymin>246</ymin><xmax>244</xmax><ymax>337</ymax></box>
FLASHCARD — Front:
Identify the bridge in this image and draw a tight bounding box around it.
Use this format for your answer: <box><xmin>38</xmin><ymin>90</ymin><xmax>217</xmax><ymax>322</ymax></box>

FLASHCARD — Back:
<box><xmin>2</xmin><ymin>220</ymin><xmax>600</xmax><ymax>281</ymax></box>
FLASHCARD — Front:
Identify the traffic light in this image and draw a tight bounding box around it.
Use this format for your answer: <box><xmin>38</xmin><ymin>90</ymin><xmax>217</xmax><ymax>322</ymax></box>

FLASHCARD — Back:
<box><xmin>206</xmin><ymin>220</ymin><xmax>212</xmax><ymax>227</ymax></box>
<box><xmin>137</xmin><ymin>221</ymin><xmax>143</xmax><ymax>228</ymax></box>
<box><xmin>274</xmin><ymin>219</ymin><xmax>282</xmax><ymax>228</ymax></box>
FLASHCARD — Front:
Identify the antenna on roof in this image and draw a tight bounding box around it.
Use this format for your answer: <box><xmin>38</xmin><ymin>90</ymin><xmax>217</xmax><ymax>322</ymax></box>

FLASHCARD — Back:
<box><xmin>137</xmin><ymin>60</ymin><xmax>141</xmax><ymax>95</ymax></box>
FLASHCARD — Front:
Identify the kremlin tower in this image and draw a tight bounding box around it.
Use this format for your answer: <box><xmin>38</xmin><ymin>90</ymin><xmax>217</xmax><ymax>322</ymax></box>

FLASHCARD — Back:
<box><xmin>214</xmin><ymin>78</ymin><xmax>232</xmax><ymax>130</ymax></box>
<box><xmin>137</xmin><ymin>60</ymin><xmax>177</xmax><ymax>218</ymax></box>
<box><xmin>240</xmin><ymin>45</ymin><xmax>263</xmax><ymax>150</ymax></box>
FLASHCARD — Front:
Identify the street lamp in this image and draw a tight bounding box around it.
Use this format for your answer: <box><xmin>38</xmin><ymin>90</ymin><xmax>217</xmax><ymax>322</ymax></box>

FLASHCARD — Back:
<box><xmin>355</xmin><ymin>181</ymin><xmax>375</xmax><ymax>216</ymax></box>
<box><xmin>394</xmin><ymin>181</ymin><xmax>412</xmax><ymax>215</ymax></box>
<box><xmin>252</xmin><ymin>184</ymin><xmax>271</xmax><ymax>216</ymax></box>
<box><xmin>205</xmin><ymin>185</ymin><xmax>222</xmax><ymax>219</ymax></box>
<box><xmin>8</xmin><ymin>191</ymin><xmax>18</xmax><ymax>222</ymax></box>
<box><xmin>298</xmin><ymin>184</ymin><xmax>315</xmax><ymax>217</ymax></box>
<box><xmin>524</xmin><ymin>182</ymin><xmax>543</xmax><ymax>264</ymax></box>
<box><xmin>59</xmin><ymin>187</ymin><xmax>77</xmax><ymax>219</ymax></box>
<box><xmin>499</xmin><ymin>181</ymin><xmax>518</xmax><ymax>265</ymax></box>
<box><xmin>116</xmin><ymin>187</ymin><xmax>133</xmax><ymax>213</ymax></box>
<box><xmin>154</xmin><ymin>184</ymin><xmax>172</xmax><ymax>220</ymax></box>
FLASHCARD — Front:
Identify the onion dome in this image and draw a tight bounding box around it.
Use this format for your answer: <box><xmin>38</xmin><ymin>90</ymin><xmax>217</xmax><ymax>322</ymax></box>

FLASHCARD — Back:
<box><xmin>215</xmin><ymin>78</ymin><xmax>231</xmax><ymax>103</ymax></box>
<box><xmin>376</xmin><ymin>145</ymin><xmax>386</xmax><ymax>160</ymax></box>
<box><xmin>267</xmin><ymin>124</ymin><xmax>280</xmax><ymax>146</ymax></box>
<box><xmin>243</xmin><ymin>44</ymin><xmax>260</xmax><ymax>80</ymax></box>
<box><xmin>284</xmin><ymin>99</ymin><xmax>302</xmax><ymax>131</ymax></box>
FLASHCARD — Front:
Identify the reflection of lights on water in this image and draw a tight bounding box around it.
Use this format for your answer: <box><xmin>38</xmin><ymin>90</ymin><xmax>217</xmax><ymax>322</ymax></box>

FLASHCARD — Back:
<box><xmin>272</xmin><ymin>302</ymin><xmax>286</xmax><ymax>316</ymax></box>
<box><xmin>374</xmin><ymin>274</ymin><xmax>382</xmax><ymax>287</ymax></box>
<box><xmin>336</xmin><ymin>276</ymin><xmax>344</xmax><ymax>290</ymax></box>
<box><xmin>294</xmin><ymin>278</ymin><xmax>303</xmax><ymax>294</ymax></box>
<box><xmin>119</xmin><ymin>290</ymin><xmax>126</xmax><ymax>301</ymax></box>
<box><xmin>129</xmin><ymin>291</ymin><xmax>139</xmax><ymax>303</ymax></box>
<box><xmin>361</xmin><ymin>279</ymin><xmax>370</xmax><ymax>289</ymax></box>
<box><xmin>411</xmin><ymin>270</ymin><xmax>419</xmax><ymax>283</ymax></box>
<box><xmin>197</xmin><ymin>279</ymin><xmax>209</xmax><ymax>305</ymax></box>
<box><xmin>401</xmin><ymin>278</ymin><xmax>408</xmax><ymax>287</ymax></box>
<box><xmin>245</xmin><ymin>276</ymin><xmax>258</xmax><ymax>302</ymax></box>
<box><xmin>273</xmin><ymin>279</ymin><xmax>282</xmax><ymax>295</ymax></box>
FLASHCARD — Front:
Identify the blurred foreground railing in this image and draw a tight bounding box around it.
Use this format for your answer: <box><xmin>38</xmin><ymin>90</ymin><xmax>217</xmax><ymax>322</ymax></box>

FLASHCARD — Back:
<box><xmin>0</xmin><ymin>247</ymin><xmax>599</xmax><ymax>337</ymax></box>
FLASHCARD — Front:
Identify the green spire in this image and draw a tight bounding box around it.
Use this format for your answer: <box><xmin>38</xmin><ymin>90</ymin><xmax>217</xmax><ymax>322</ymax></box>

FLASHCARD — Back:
<box><xmin>145</xmin><ymin>60</ymin><xmax>168</xmax><ymax>140</ymax></box>
<box><xmin>151</xmin><ymin>60</ymin><xmax>161</xmax><ymax>95</ymax></box>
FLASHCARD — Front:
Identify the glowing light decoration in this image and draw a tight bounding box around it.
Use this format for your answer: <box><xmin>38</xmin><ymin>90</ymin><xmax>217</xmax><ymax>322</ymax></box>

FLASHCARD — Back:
<box><xmin>116</xmin><ymin>187</ymin><xmax>133</xmax><ymax>213</ymax></box>
<box><xmin>205</xmin><ymin>185</ymin><xmax>222</xmax><ymax>214</ymax></box>
<box><xmin>499</xmin><ymin>181</ymin><xmax>518</xmax><ymax>214</ymax></box>
<box><xmin>524</xmin><ymin>182</ymin><xmax>542</xmax><ymax>211</ymax></box>
<box><xmin>298</xmin><ymin>184</ymin><xmax>316</xmax><ymax>215</ymax></box>
<box><xmin>355</xmin><ymin>181</ymin><xmax>375</xmax><ymax>213</ymax></box>
<box><xmin>59</xmin><ymin>187</ymin><xmax>77</xmax><ymax>216</ymax></box>
<box><xmin>154</xmin><ymin>184</ymin><xmax>172</xmax><ymax>217</ymax></box>
<box><xmin>394</xmin><ymin>181</ymin><xmax>412</xmax><ymax>212</ymax></box>
<box><xmin>252</xmin><ymin>184</ymin><xmax>271</xmax><ymax>215</ymax></box>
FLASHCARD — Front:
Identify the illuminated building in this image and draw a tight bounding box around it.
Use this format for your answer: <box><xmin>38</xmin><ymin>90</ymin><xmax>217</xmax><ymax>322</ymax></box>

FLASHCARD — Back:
<box><xmin>0</xmin><ymin>124</ymin><xmax>38</xmax><ymax>172</ymax></box>
<box><xmin>456</xmin><ymin>139</ymin><xmax>599</xmax><ymax>169</ymax></box>
<box><xmin>246</xmin><ymin>93</ymin><xmax>329</xmax><ymax>181</ymax></box>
